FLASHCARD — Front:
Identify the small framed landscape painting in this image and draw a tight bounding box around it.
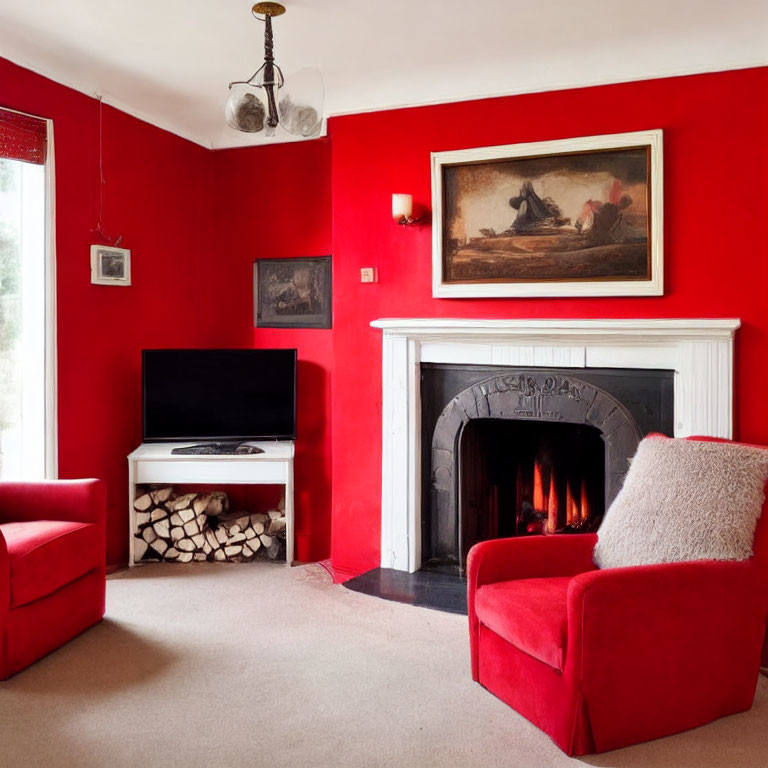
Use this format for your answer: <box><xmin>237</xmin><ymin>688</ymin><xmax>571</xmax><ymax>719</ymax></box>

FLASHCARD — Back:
<box><xmin>90</xmin><ymin>244</ymin><xmax>131</xmax><ymax>286</ymax></box>
<box><xmin>431</xmin><ymin>130</ymin><xmax>663</xmax><ymax>298</ymax></box>
<box><xmin>254</xmin><ymin>256</ymin><xmax>332</xmax><ymax>329</ymax></box>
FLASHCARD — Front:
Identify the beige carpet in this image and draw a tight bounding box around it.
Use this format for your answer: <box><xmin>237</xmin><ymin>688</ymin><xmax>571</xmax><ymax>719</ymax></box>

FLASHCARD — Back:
<box><xmin>0</xmin><ymin>562</ymin><xmax>766</xmax><ymax>767</ymax></box>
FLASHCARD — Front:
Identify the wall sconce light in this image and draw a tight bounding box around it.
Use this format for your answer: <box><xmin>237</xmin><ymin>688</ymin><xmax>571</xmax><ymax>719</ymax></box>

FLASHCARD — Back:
<box><xmin>392</xmin><ymin>193</ymin><xmax>424</xmax><ymax>226</ymax></box>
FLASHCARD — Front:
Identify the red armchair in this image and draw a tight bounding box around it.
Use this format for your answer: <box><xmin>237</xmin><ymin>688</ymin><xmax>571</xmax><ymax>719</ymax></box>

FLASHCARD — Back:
<box><xmin>0</xmin><ymin>480</ymin><xmax>106</xmax><ymax>680</ymax></box>
<box><xmin>468</xmin><ymin>487</ymin><xmax>768</xmax><ymax>755</ymax></box>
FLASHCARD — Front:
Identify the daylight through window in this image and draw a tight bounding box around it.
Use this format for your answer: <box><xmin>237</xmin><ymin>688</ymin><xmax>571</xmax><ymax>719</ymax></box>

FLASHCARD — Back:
<box><xmin>0</xmin><ymin>108</ymin><xmax>50</xmax><ymax>479</ymax></box>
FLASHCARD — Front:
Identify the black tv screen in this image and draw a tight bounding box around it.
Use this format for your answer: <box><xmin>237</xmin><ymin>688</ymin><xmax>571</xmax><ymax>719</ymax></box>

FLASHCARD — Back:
<box><xmin>142</xmin><ymin>349</ymin><xmax>297</xmax><ymax>441</ymax></box>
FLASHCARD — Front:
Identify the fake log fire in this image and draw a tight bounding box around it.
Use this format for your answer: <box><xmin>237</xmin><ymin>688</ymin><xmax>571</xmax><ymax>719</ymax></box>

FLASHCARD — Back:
<box><xmin>459</xmin><ymin>419</ymin><xmax>605</xmax><ymax>567</ymax></box>
<box><xmin>526</xmin><ymin>459</ymin><xmax>592</xmax><ymax>535</ymax></box>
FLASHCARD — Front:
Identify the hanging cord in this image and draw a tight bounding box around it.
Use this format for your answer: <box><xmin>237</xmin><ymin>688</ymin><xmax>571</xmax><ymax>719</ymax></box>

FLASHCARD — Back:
<box><xmin>91</xmin><ymin>97</ymin><xmax>122</xmax><ymax>247</ymax></box>
<box><xmin>261</xmin><ymin>14</ymin><xmax>279</xmax><ymax>129</ymax></box>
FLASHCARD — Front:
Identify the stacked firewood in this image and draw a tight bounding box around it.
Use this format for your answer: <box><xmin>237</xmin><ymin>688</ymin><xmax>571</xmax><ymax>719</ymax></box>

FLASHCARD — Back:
<box><xmin>133</xmin><ymin>486</ymin><xmax>286</xmax><ymax>563</ymax></box>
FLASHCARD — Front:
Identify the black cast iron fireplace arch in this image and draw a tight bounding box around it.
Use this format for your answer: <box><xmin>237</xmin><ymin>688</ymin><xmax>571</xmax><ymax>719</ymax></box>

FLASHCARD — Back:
<box><xmin>429</xmin><ymin>372</ymin><xmax>643</xmax><ymax>572</ymax></box>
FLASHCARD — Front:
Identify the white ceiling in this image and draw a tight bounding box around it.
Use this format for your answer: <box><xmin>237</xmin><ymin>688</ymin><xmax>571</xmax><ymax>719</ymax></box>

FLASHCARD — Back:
<box><xmin>0</xmin><ymin>0</ymin><xmax>766</xmax><ymax>149</ymax></box>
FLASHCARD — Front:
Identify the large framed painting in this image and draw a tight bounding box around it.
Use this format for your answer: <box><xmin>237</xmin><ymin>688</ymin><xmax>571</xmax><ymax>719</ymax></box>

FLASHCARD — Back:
<box><xmin>254</xmin><ymin>256</ymin><xmax>332</xmax><ymax>328</ymax></box>
<box><xmin>431</xmin><ymin>130</ymin><xmax>663</xmax><ymax>298</ymax></box>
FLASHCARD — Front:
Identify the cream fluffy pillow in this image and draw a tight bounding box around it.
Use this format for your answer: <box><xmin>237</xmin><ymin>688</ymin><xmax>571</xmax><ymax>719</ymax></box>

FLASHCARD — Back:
<box><xmin>594</xmin><ymin>436</ymin><xmax>768</xmax><ymax>569</ymax></box>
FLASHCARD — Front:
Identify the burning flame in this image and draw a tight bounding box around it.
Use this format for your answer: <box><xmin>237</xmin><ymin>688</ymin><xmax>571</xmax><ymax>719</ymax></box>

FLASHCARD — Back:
<box><xmin>546</xmin><ymin>469</ymin><xmax>558</xmax><ymax>534</ymax></box>
<box><xmin>566</xmin><ymin>482</ymin><xmax>579</xmax><ymax>527</ymax></box>
<box><xmin>580</xmin><ymin>477</ymin><xmax>589</xmax><ymax>523</ymax></box>
<box><xmin>525</xmin><ymin>461</ymin><xmax>593</xmax><ymax>533</ymax></box>
<box><xmin>533</xmin><ymin>460</ymin><xmax>545</xmax><ymax>511</ymax></box>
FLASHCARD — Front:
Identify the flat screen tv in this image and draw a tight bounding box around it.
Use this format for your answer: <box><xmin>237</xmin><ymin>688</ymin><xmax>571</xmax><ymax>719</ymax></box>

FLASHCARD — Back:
<box><xmin>142</xmin><ymin>349</ymin><xmax>297</xmax><ymax>442</ymax></box>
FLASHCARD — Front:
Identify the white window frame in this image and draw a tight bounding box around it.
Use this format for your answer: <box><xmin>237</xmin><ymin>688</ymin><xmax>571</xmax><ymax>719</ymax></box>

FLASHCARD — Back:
<box><xmin>1</xmin><ymin>108</ymin><xmax>57</xmax><ymax>478</ymax></box>
<box><xmin>43</xmin><ymin>117</ymin><xmax>57</xmax><ymax>478</ymax></box>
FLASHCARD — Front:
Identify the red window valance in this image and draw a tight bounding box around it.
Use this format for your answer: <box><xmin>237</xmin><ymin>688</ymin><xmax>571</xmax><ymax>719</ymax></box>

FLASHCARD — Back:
<box><xmin>0</xmin><ymin>108</ymin><xmax>47</xmax><ymax>165</ymax></box>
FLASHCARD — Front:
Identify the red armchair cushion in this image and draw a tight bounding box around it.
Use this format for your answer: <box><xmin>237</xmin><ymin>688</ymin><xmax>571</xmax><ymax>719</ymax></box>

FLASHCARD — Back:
<box><xmin>0</xmin><ymin>520</ymin><xmax>101</xmax><ymax>608</ymax></box>
<box><xmin>475</xmin><ymin>576</ymin><xmax>571</xmax><ymax>671</ymax></box>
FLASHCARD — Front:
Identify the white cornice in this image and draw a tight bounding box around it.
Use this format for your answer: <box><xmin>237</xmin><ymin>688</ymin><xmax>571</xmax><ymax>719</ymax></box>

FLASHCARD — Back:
<box><xmin>371</xmin><ymin>318</ymin><xmax>741</xmax><ymax>339</ymax></box>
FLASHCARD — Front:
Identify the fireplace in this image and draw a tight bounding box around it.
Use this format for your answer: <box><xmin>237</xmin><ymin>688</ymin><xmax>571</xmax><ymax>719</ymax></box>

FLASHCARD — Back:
<box><xmin>422</xmin><ymin>366</ymin><xmax>673</xmax><ymax>575</ymax></box>
<box><xmin>372</xmin><ymin>318</ymin><xmax>738</xmax><ymax>575</ymax></box>
<box><xmin>346</xmin><ymin>319</ymin><xmax>737</xmax><ymax>613</ymax></box>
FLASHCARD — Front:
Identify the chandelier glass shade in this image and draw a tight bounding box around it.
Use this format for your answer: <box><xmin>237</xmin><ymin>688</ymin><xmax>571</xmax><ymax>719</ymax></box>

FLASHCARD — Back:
<box><xmin>225</xmin><ymin>3</ymin><xmax>323</xmax><ymax>139</ymax></box>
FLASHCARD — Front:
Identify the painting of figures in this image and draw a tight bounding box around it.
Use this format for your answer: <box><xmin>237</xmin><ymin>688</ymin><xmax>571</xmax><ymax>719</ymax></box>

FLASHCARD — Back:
<box><xmin>431</xmin><ymin>131</ymin><xmax>663</xmax><ymax>297</ymax></box>
<box><xmin>254</xmin><ymin>256</ymin><xmax>332</xmax><ymax>328</ymax></box>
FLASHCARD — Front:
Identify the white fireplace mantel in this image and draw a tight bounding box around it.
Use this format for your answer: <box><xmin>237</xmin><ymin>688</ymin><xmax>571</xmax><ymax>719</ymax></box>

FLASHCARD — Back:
<box><xmin>371</xmin><ymin>317</ymin><xmax>740</xmax><ymax>573</ymax></box>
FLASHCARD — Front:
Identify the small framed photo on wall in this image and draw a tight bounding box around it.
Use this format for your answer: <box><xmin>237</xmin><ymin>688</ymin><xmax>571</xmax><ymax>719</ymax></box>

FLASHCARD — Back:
<box><xmin>90</xmin><ymin>245</ymin><xmax>131</xmax><ymax>286</ymax></box>
<box><xmin>254</xmin><ymin>256</ymin><xmax>332</xmax><ymax>329</ymax></box>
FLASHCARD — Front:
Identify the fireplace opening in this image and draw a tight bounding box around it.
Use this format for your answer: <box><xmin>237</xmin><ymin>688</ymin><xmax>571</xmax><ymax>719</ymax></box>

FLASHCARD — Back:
<box><xmin>422</xmin><ymin>366</ymin><xmax>673</xmax><ymax>577</ymax></box>
<box><xmin>458</xmin><ymin>419</ymin><xmax>605</xmax><ymax>571</ymax></box>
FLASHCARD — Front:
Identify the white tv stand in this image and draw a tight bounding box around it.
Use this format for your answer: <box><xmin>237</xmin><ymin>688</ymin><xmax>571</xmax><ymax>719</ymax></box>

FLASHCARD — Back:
<box><xmin>128</xmin><ymin>441</ymin><xmax>295</xmax><ymax>566</ymax></box>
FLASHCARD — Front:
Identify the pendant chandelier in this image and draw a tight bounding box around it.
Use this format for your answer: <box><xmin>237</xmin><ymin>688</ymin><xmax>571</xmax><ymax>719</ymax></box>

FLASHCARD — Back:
<box><xmin>225</xmin><ymin>2</ymin><xmax>323</xmax><ymax>139</ymax></box>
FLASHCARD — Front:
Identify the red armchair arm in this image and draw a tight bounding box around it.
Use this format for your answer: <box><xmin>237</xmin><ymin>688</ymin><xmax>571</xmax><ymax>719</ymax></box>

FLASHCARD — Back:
<box><xmin>0</xmin><ymin>480</ymin><xmax>106</xmax><ymax>527</ymax></box>
<box><xmin>566</xmin><ymin>559</ymin><xmax>768</xmax><ymax>751</ymax></box>
<box><xmin>0</xmin><ymin>530</ymin><xmax>8</xmax><ymax>606</ymax></box>
<box><xmin>467</xmin><ymin>534</ymin><xmax>598</xmax><ymax>680</ymax></box>
<box><xmin>467</xmin><ymin>533</ymin><xmax>598</xmax><ymax>591</ymax></box>
<box><xmin>0</xmin><ymin>530</ymin><xmax>8</xmax><ymax>677</ymax></box>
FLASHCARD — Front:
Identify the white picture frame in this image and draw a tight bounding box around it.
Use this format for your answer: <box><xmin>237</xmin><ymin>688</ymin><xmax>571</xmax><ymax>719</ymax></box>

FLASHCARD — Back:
<box><xmin>90</xmin><ymin>244</ymin><xmax>131</xmax><ymax>286</ymax></box>
<box><xmin>431</xmin><ymin>130</ymin><xmax>663</xmax><ymax>298</ymax></box>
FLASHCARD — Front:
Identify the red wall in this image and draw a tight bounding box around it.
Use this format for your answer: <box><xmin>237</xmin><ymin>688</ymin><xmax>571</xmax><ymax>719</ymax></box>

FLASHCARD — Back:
<box><xmin>211</xmin><ymin>140</ymin><xmax>333</xmax><ymax>562</ymax></box>
<box><xmin>4</xmin><ymin>56</ymin><xmax>768</xmax><ymax>573</ymax></box>
<box><xmin>328</xmin><ymin>68</ymin><xmax>768</xmax><ymax>578</ymax></box>
<box><xmin>0</xmin><ymin>58</ymin><xmax>218</xmax><ymax>564</ymax></box>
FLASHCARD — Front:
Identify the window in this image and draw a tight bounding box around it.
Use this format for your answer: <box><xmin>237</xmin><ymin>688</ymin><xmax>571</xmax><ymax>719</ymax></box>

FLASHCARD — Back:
<box><xmin>0</xmin><ymin>108</ymin><xmax>54</xmax><ymax>479</ymax></box>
